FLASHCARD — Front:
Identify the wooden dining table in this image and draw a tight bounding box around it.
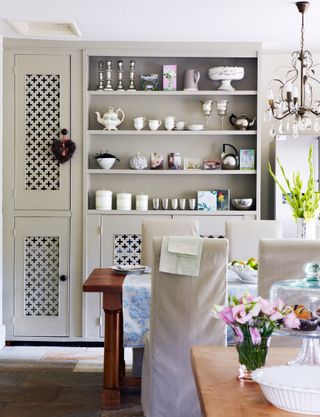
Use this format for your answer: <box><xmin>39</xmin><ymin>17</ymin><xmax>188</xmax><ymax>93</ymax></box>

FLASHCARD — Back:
<box><xmin>83</xmin><ymin>268</ymin><xmax>139</xmax><ymax>409</ymax></box>
<box><xmin>191</xmin><ymin>346</ymin><xmax>308</xmax><ymax>417</ymax></box>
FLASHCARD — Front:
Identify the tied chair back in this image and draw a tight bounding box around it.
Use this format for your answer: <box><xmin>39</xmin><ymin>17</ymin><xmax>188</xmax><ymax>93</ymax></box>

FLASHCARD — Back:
<box><xmin>141</xmin><ymin>237</ymin><xmax>228</xmax><ymax>417</ymax></box>
<box><xmin>141</xmin><ymin>218</ymin><xmax>200</xmax><ymax>267</ymax></box>
<box><xmin>225</xmin><ymin>219</ymin><xmax>282</xmax><ymax>261</ymax></box>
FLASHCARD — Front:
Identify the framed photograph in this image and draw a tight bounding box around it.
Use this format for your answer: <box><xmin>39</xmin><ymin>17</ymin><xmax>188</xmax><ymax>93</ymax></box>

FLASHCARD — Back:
<box><xmin>239</xmin><ymin>149</ymin><xmax>255</xmax><ymax>170</ymax></box>
<box><xmin>183</xmin><ymin>157</ymin><xmax>202</xmax><ymax>170</ymax></box>
<box><xmin>216</xmin><ymin>189</ymin><xmax>230</xmax><ymax>210</ymax></box>
<box><xmin>150</xmin><ymin>152</ymin><xmax>164</xmax><ymax>170</ymax></box>
<box><xmin>203</xmin><ymin>159</ymin><xmax>221</xmax><ymax>170</ymax></box>
<box><xmin>141</xmin><ymin>74</ymin><xmax>159</xmax><ymax>91</ymax></box>
<box><xmin>163</xmin><ymin>65</ymin><xmax>177</xmax><ymax>91</ymax></box>
<box><xmin>168</xmin><ymin>152</ymin><xmax>182</xmax><ymax>170</ymax></box>
<box><xmin>197</xmin><ymin>191</ymin><xmax>217</xmax><ymax>212</ymax></box>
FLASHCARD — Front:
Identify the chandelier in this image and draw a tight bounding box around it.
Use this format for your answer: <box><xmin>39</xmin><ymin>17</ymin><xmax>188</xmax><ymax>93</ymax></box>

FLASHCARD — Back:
<box><xmin>266</xmin><ymin>1</ymin><xmax>320</xmax><ymax>137</ymax></box>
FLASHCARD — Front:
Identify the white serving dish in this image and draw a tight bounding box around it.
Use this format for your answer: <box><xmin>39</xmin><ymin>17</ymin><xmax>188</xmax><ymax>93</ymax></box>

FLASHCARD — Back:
<box><xmin>187</xmin><ymin>124</ymin><xmax>204</xmax><ymax>131</ymax></box>
<box><xmin>230</xmin><ymin>264</ymin><xmax>257</xmax><ymax>283</ymax></box>
<box><xmin>208</xmin><ymin>66</ymin><xmax>244</xmax><ymax>91</ymax></box>
<box><xmin>252</xmin><ymin>365</ymin><xmax>320</xmax><ymax>415</ymax></box>
<box><xmin>96</xmin><ymin>157</ymin><xmax>115</xmax><ymax>169</ymax></box>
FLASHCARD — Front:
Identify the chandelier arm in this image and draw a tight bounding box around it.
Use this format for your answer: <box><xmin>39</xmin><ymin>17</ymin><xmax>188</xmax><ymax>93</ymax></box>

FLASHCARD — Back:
<box><xmin>270</xmin><ymin>109</ymin><xmax>293</xmax><ymax>120</ymax></box>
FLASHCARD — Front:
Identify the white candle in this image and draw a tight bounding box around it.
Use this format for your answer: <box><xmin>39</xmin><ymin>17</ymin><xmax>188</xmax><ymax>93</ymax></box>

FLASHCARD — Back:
<box><xmin>95</xmin><ymin>190</ymin><xmax>112</xmax><ymax>210</ymax></box>
<box><xmin>117</xmin><ymin>192</ymin><xmax>132</xmax><ymax>210</ymax></box>
<box><xmin>136</xmin><ymin>194</ymin><xmax>148</xmax><ymax>211</ymax></box>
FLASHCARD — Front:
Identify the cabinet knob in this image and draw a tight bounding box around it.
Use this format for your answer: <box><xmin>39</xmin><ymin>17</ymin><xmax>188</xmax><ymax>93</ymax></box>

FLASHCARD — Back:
<box><xmin>60</xmin><ymin>275</ymin><xmax>67</xmax><ymax>282</ymax></box>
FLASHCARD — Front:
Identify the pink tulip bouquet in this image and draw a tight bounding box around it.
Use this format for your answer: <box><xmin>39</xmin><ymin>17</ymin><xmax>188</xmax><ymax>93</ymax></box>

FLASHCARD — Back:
<box><xmin>212</xmin><ymin>294</ymin><xmax>300</xmax><ymax>377</ymax></box>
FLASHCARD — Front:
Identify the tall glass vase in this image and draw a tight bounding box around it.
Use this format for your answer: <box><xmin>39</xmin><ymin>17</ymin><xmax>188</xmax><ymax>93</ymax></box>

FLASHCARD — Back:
<box><xmin>235</xmin><ymin>336</ymin><xmax>270</xmax><ymax>381</ymax></box>
<box><xmin>296</xmin><ymin>218</ymin><xmax>316</xmax><ymax>239</ymax></box>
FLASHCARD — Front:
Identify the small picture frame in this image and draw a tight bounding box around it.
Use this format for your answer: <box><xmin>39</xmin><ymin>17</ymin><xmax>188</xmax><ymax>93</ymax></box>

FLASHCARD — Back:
<box><xmin>216</xmin><ymin>189</ymin><xmax>230</xmax><ymax>211</ymax></box>
<box><xmin>203</xmin><ymin>159</ymin><xmax>221</xmax><ymax>170</ymax></box>
<box><xmin>163</xmin><ymin>65</ymin><xmax>177</xmax><ymax>91</ymax></box>
<box><xmin>197</xmin><ymin>191</ymin><xmax>217</xmax><ymax>212</ymax></box>
<box><xmin>183</xmin><ymin>157</ymin><xmax>202</xmax><ymax>170</ymax></box>
<box><xmin>141</xmin><ymin>74</ymin><xmax>159</xmax><ymax>91</ymax></box>
<box><xmin>239</xmin><ymin>149</ymin><xmax>255</xmax><ymax>170</ymax></box>
<box><xmin>150</xmin><ymin>152</ymin><xmax>164</xmax><ymax>170</ymax></box>
<box><xmin>168</xmin><ymin>152</ymin><xmax>182</xmax><ymax>170</ymax></box>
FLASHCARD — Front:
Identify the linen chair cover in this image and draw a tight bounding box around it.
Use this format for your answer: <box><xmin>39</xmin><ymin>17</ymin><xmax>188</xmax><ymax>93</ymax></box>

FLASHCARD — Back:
<box><xmin>133</xmin><ymin>218</ymin><xmax>200</xmax><ymax>377</ymax></box>
<box><xmin>225</xmin><ymin>219</ymin><xmax>282</xmax><ymax>261</ymax></box>
<box><xmin>141</xmin><ymin>218</ymin><xmax>200</xmax><ymax>267</ymax></box>
<box><xmin>258</xmin><ymin>238</ymin><xmax>320</xmax><ymax>347</ymax></box>
<box><xmin>141</xmin><ymin>237</ymin><xmax>228</xmax><ymax>417</ymax></box>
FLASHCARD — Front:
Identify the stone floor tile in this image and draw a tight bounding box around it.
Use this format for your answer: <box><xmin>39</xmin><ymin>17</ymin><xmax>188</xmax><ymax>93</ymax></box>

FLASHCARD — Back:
<box><xmin>0</xmin><ymin>360</ymin><xmax>76</xmax><ymax>372</ymax></box>
<box><xmin>73</xmin><ymin>360</ymin><xmax>103</xmax><ymax>373</ymax></box>
<box><xmin>0</xmin><ymin>371</ymin><xmax>28</xmax><ymax>387</ymax></box>
<box><xmin>55</xmin><ymin>386</ymin><xmax>101</xmax><ymax>404</ymax></box>
<box><xmin>0</xmin><ymin>347</ymin><xmax>46</xmax><ymax>360</ymax></box>
<box><xmin>0</xmin><ymin>386</ymin><xmax>58</xmax><ymax>403</ymax></box>
<box><xmin>0</xmin><ymin>403</ymin><xmax>101</xmax><ymax>417</ymax></box>
<box><xmin>22</xmin><ymin>371</ymin><xmax>103</xmax><ymax>388</ymax></box>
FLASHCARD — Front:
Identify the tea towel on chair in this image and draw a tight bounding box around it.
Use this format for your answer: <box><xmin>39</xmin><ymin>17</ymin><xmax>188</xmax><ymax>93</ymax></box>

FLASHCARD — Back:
<box><xmin>159</xmin><ymin>236</ymin><xmax>203</xmax><ymax>277</ymax></box>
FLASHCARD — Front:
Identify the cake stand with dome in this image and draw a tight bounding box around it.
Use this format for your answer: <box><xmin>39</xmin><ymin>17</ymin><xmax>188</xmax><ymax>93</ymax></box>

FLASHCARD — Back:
<box><xmin>269</xmin><ymin>263</ymin><xmax>320</xmax><ymax>365</ymax></box>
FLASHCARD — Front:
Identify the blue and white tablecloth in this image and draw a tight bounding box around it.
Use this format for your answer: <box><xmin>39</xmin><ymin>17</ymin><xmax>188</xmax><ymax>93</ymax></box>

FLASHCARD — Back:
<box><xmin>122</xmin><ymin>272</ymin><xmax>257</xmax><ymax>348</ymax></box>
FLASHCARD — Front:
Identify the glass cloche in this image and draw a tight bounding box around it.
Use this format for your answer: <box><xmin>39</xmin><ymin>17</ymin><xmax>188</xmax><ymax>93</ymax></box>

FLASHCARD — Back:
<box><xmin>269</xmin><ymin>263</ymin><xmax>320</xmax><ymax>365</ymax></box>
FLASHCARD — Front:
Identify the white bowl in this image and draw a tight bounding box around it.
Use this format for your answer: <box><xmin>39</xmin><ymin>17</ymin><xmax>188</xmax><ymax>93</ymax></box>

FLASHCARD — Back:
<box><xmin>96</xmin><ymin>158</ymin><xmax>115</xmax><ymax>169</ymax></box>
<box><xmin>208</xmin><ymin>66</ymin><xmax>244</xmax><ymax>91</ymax></box>
<box><xmin>252</xmin><ymin>365</ymin><xmax>320</xmax><ymax>415</ymax></box>
<box><xmin>230</xmin><ymin>264</ymin><xmax>257</xmax><ymax>283</ymax></box>
<box><xmin>187</xmin><ymin>124</ymin><xmax>204</xmax><ymax>131</ymax></box>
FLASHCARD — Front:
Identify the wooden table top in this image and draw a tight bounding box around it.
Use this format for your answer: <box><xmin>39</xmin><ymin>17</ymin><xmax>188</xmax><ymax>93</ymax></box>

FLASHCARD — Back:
<box><xmin>191</xmin><ymin>346</ymin><xmax>307</xmax><ymax>417</ymax></box>
<box><xmin>83</xmin><ymin>268</ymin><xmax>125</xmax><ymax>293</ymax></box>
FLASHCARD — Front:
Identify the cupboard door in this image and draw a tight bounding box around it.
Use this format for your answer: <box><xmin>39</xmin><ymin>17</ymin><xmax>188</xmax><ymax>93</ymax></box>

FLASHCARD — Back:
<box><xmin>15</xmin><ymin>54</ymin><xmax>71</xmax><ymax>210</ymax></box>
<box><xmin>14</xmin><ymin>217</ymin><xmax>69</xmax><ymax>336</ymax></box>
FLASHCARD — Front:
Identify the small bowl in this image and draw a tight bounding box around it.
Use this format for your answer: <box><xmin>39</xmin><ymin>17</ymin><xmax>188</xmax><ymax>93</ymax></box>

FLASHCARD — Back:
<box><xmin>252</xmin><ymin>365</ymin><xmax>320</xmax><ymax>415</ymax></box>
<box><xmin>96</xmin><ymin>158</ymin><xmax>116</xmax><ymax>169</ymax></box>
<box><xmin>231</xmin><ymin>198</ymin><xmax>253</xmax><ymax>210</ymax></box>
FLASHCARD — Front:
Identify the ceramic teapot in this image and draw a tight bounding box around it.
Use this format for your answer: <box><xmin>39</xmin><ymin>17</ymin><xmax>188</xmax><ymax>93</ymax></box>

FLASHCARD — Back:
<box><xmin>95</xmin><ymin>107</ymin><xmax>125</xmax><ymax>131</ymax></box>
<box><xmin>229</xmin><ymin>113</ymin><xmax>256</xmax><ymax>131</ymax></box>
<box><xmin>221</xmin><ymin>144</ymin><xmax>239</xmax><ymax>170</ymax></box>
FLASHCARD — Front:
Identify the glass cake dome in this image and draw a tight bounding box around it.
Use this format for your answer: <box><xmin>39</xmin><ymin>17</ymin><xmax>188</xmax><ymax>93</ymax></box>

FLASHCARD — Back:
<box><xmin>270</xmin><ymin>263</ymin><xmax>320</xmax><ymax>313</ymax></box>
<box><xmin>269</xmin><ymin>262</ymin><xmax>320</xmax><ymax>365</ymax></box>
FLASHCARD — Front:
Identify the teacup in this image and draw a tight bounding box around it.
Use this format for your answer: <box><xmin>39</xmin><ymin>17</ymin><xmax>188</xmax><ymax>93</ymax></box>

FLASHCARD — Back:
<box><xmin>134</xmin><ymin>116</ymin><xmax>146</xmax><ymax>131</ymax></box>
<box><xmin>175</xmin><ymin>121</ymin><xmax>185</xmax><ymax>130</ymax></box>
<box><xmin>149</xmin><ymin>119</ymin><xmax>162</xmax><ymax>131</ymax></box>
<box><xmin>164</xmin><ymin>116</ymin><xmax>176</xmax><ymax>131</ymax></box>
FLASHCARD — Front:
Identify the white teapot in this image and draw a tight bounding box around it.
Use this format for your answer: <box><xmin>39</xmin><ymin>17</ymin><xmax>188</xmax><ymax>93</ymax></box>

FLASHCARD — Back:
<box><xmin>95</xmin><ymin>107</ymin><xmax>125</xmax><ymax>131</ymax></box>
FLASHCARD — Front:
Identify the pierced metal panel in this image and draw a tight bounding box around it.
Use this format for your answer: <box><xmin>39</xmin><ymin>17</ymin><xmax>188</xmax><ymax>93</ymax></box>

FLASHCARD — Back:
<box><xmin>25</xmin><ymin>74</ymin><xmax>60</xmax><ymax>190</ymax></box>
<box><xmin>114</xmin><ymin>234</ymin><xmax>141</xmax><ymax>266</ymax></box>
<box><xmin>24</xmin><ymin>236</ymin><xmax>60</xmax><ymax>316</ymax></box>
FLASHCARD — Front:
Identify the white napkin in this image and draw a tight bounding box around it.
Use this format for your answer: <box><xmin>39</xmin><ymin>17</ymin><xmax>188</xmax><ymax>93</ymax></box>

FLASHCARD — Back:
<box><xmin>159</xmin><ymin>236</ymin><xmax>203</xmax><ymax>277</ymax></box>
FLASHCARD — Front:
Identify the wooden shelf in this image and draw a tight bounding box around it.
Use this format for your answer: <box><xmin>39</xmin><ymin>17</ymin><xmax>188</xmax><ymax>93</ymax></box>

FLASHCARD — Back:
<box><xmin>88</xmin><ymin>129</ymin><xmax>257</xmax><ymax>136</ymax></box>
<box><xmin>87</xmin><ymin>169</ymin><xmax>256</xmax><ymax>175</ymax></box>
<box><xmin>87</xmin><ymin>209</ymin><xmax>257</xmax><ymax>216</ymax></box>
<box><xmin>88</xmin><ymin>90</ymin><xmax>257</xmax><ymax>96</ymax></box>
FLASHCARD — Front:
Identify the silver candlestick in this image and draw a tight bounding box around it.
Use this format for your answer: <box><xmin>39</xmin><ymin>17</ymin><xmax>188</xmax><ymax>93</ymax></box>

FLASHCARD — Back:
<box><xmin>97</xmin><ymin>61</ymin><xmax>105</xmax><ymax>90</ymax></box>
<box><xmin>128</xmin><ymin>60</ymin><xmax>136</xmax><ymax>91</ymax></box>
<box><xmin>104</xmin><ymin>58</ymin><xmax>113</xmax><ymax>91</ymax></box>
<box><xmin>116</xmin><ymin>60</ymin><xmax>125</xmax><ymax>91</ymax></box>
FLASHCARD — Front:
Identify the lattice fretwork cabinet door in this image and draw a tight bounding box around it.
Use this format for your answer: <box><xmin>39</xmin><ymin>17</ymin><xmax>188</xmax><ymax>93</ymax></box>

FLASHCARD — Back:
<box><xmin>14</xmin><ymin>217</ymin><xmax>69</xmax><ymax>336</ymax></box>
<box><xmin>15</xmin><ymin>55</ymin><xmax>71</xmax><ymax>210</ymax></box>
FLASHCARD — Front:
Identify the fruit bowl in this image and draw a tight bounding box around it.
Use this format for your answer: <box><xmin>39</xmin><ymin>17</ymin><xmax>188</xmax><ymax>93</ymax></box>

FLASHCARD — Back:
<box><xmin>230</xmin><ymin>263</ymin><xmax>257</xmax><ymax>283</ymax></box>
<box><xmin>252</xmin><ymin>365</ymin><xmax>320</xmax><ymax>415</ymax></box>
<box><xmin>96</xmin><ymin>157</ymin><xmax>116</xmax><ymax>169</ymax></box>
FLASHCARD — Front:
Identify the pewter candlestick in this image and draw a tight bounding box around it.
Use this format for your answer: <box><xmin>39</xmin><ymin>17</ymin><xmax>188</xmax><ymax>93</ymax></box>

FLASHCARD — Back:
<box><xmin>116</xmin><ymin>60</ymin><xmax>125</xmax><ymax>91</ymax></box>
<box><xmin>128</xmin><ymin>60</ymin><xmax>136</xmax><ymax>91</ymax></box>
<box><xmin>104</xmin><ymin>58</ymin><xmax>113</xmax><ymax>91</ymax></box>
<box><xmin>97</xmin><ymin>61</ymin><xmax>105</xmax><ymax>90</ymax></box>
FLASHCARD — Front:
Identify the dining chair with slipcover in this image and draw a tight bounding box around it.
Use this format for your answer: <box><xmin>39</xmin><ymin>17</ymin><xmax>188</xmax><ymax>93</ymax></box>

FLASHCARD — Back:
<box><xmin>141</xmin><ymin>236</ymin><xmax>228</xmax><ymax>417</ymax></box>
<box><xmin>225</xmin><ymin>219</ymin><xmax>283</xmax><ymax>261</ymax></box>
<box><xmin>132</xmin><ymin>218</ymin><xmax>200</xmax><ymax>377</ymax></box>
